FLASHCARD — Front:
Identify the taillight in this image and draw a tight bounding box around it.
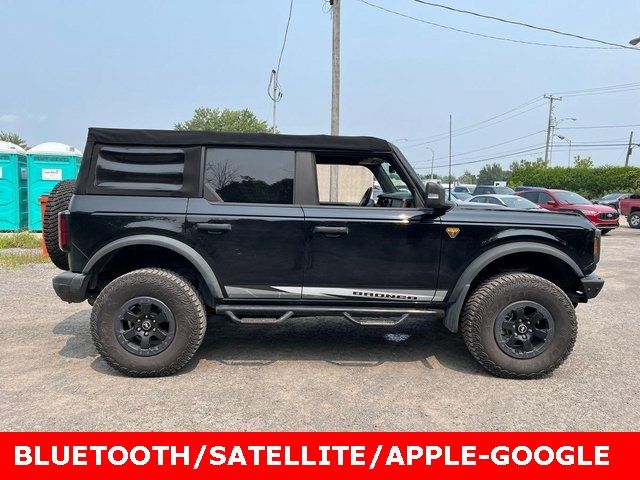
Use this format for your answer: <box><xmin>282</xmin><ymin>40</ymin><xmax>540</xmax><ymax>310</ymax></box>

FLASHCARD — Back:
<box><xmin>58</xmin><ymin>211</ymin><xmax>69</xmax><ymax>252</ymax></box>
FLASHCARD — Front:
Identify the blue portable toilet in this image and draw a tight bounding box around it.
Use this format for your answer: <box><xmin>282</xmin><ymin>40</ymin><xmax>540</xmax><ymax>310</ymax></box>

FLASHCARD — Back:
<box><xmin>0</xmin><ymin>141</ymin><xmax>28</xmax><ymax>231</ymax></box>
<box><xmin>27</xmin><ymin>142</ymin><xmax>82</xmax><ymax>231</ymax></box>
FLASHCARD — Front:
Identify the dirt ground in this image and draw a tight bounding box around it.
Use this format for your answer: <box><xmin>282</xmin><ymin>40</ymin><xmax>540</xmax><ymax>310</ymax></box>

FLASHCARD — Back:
<box><xmin>0</xmin><ymin>224</ymin><xmax>638</xmax><ymax>431</ymax></box>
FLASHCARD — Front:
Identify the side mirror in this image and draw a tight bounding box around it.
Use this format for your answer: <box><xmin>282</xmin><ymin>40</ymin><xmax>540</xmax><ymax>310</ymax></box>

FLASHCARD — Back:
<box><xmin>547</xmin><ymin>199</ymin><xmax>557</xmax><ymax>206</ymax></box>
<box><xmin>424</xmin><ymin>182</ymin><xmax>446</xmax><ymax>209</ymax></box>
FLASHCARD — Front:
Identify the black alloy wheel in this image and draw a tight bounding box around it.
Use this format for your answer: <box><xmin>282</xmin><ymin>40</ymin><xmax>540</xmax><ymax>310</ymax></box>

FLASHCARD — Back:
<box><xmin>115</xmin><ymin>296</ymin><xmax>176</xmax><ymax>357</ymax></box>
<box><xmin>494</xmin><ymin>301</ymin><xmax>555</xmax><ymax>359</ymax></box>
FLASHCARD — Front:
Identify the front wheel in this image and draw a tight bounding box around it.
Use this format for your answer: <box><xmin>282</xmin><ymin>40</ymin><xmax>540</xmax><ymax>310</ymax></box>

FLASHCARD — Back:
<box><xmin>461</xmin><ymin>273</ymin><xmax>577</xmax><ymax>379</ymax></box>
<box><xmin>90</xmin><ymin>268</ymin><xmax>207</xmax><ymax>377</ymax></box>
<box><xmin>629</xmin><ymin>212</ymin><xmax>640</xmax><ymax>229</ymax></box>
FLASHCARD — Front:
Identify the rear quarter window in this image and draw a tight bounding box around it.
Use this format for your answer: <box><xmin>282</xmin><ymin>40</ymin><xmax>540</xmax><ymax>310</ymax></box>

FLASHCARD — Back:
<box><xmin>87</xmin><ymin>146</ymin><xmax>201</xmax><ymax>196</ymax></box>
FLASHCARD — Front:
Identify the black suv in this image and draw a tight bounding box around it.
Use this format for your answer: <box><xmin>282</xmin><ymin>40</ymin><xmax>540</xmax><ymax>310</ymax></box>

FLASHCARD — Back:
<box><xmin>46</xmin><ymin>128</ymin><xmax>604</xmax><ymax>379</ymax></box>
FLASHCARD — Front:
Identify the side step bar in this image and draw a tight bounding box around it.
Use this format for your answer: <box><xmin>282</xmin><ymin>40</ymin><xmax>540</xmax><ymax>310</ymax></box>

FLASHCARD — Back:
<box><xmin>215</xmin><ymin>305</ymin><xmax>444</xmax><ymax>326</ymax></box>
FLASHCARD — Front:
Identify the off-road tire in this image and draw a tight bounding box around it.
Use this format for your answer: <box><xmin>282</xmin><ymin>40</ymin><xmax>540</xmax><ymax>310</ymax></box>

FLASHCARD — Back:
<box><xmin>628</xmin><ymin>211</ymin><xmax>640</xmax><ymax>229</ymax></box>
<box><xmin>42</xmin><ymin>180</ymin><xmax>75</xmax><ymax>270</ymax></box>
<box><xmin>90</xmin><ymin>268</ymin><xmax>207</xmax><ymax>377</ymax></box>
<box><xmin>461</xmin><ymin>273</ymin><xmax>577</xmax><ymax>379</ymax></box>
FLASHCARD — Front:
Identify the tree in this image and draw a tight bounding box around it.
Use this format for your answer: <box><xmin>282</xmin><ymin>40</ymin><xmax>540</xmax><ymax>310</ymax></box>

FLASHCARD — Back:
<box><xmin>512</xmin><ymin>157</ymin><xmax>550</xmax><ymax>171</ymax></box>
<box><xmin>458</xmin><ymin>170</ymin><xmax>476</xmax><ymax>184</ymax></box>
<box><xmin>440</xmin><ymin>174</ymin><xmax>457</xmax><ymax>186</ymax></box>
<box><xmin>174</xmin><ymin>108</ymin><xmax>271</xmax><ymax>133</ymax></box>
<box><xmin>0</xmin><ymin>131</ymin><xmax>28</xmax><ymax>149</ymax></box>
<box><xmin>573</xmin><ymin>155</ymin><xmax>594</xmax><ymax>168</ymax></box>
<box><xmin>477</xmin><ymin>162</ymin><xmax>508</xmax><ymax>185</ymax></box>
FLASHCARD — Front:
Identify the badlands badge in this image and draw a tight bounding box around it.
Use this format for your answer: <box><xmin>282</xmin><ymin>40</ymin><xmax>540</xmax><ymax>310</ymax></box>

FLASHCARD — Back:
<box><xmin>446</xmin><ymin>227</ymin><xmax>460</xmax><ymax>239</ymax></box>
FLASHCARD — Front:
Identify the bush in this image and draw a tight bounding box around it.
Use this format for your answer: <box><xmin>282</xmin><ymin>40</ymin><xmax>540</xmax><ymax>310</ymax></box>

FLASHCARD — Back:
<box><xmin>509</xmin><ymin>166</ymin><xmax>640</xmax><ymax>198</ymax></box>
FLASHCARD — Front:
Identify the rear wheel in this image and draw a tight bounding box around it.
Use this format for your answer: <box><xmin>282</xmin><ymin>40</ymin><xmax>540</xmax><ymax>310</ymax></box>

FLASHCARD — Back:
<box><xmin>90</xmin><ymin>268</ymin><xmax>207</xmax><ymax>377</ymax></box>
<box><xmin>629</xmin><ymin>212</ymin><xmax>640</xmax><ymax>229</ymax></box>
<box><xmin>461</xmin><ymin>273</ymin><xmax>577</xmax><ymax>379</ymax></box>
<box><xmin>42</xmin><ymin>180</ymin><xmax>75</xmax><ymax>270</ymax></box>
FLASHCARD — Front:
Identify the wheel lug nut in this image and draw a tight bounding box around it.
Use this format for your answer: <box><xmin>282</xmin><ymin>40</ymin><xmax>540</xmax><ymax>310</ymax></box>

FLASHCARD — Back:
<box><xmin>137</xmin><ymin>327</ymin><xmax>141</xmax><ymax>331</ymax></box>
<box><xmin>144</xmin><ymin>332</ymin><xmax>149</xmax><ymax>336</ymax></box>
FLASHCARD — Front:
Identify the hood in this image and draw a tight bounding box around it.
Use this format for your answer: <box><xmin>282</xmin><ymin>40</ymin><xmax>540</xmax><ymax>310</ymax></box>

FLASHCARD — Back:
<box><xmin>571</xmin><ymin>203</ymin><xmax>617</xmax><ymax>214</ymax></box>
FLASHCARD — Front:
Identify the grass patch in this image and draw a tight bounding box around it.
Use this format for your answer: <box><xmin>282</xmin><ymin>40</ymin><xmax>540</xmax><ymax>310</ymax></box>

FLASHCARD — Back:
<box><xmin>0</xmin><ymin>252</ymin><xmax>50</xmax><ymax>269</ymax></box>
<box><xmin>0</xmin><ymin>231</ymin><xmax>42</xmax><ymax>249</ymax></box>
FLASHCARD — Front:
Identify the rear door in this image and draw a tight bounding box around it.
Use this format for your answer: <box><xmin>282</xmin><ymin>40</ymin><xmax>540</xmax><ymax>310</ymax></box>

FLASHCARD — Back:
<box><xmin>185</xmin><ymin>148</ymin><xmax>305</xmax><ymax>300</ymax></box>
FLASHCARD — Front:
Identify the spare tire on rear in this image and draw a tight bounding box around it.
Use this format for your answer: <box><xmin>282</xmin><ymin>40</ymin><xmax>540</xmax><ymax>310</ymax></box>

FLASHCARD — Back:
<box><xmin>43</xmin><ymin>180</ymin><xmax>75</xmax><ymax>270</ymax></box>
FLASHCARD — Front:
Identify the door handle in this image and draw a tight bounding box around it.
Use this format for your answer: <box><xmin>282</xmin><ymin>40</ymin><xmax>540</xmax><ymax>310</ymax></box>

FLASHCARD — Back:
<box><xmin>196</xmin><ymin>223</ymin><xmax>232</xmax><ymax>233</ymax></box>
<box><xmin>313</xmin><ymin>226</ymin><xmax>349</xmax><ymax>237</ymax></box>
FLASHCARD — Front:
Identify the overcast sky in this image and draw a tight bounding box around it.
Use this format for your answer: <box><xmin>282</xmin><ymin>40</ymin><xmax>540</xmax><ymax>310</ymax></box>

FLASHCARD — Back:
<box><xmin>1</xmin><ymin>0</ymin><xmax>639</xmax><ymax>175</ymax></box>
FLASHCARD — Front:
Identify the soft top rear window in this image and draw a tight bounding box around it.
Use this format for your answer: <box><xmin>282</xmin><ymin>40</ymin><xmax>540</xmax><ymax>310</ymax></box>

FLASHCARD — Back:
<box><xmin>87</xmin><ymin>146</ymin><xmax>201</xmax><ymax>197</ymax></box>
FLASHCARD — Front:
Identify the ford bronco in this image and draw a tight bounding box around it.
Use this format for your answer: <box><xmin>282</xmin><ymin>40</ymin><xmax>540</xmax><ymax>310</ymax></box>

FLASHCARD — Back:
<box><xmin>46</xmin><ymin>128</ymin><xmax>604</xmax><ymax>378</ymax></box>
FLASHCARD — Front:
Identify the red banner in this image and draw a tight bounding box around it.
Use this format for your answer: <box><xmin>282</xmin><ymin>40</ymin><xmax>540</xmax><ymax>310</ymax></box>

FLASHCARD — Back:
<box><xmin>0</xmin><ymin>432</ymin><xmax>635</xmax><ymax>480</ymax></box>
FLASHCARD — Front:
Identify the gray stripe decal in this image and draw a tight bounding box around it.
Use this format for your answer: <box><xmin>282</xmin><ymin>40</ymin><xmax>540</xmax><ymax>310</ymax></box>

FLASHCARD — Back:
<box><xmin>225</xmin><ymin>286</ymin><xmax>301</xmax><ymax>299</ymax></box>
<box><xmin>226</xmin><ymin>286</ymin><xmax>448</xmax><ymax>302</ymax></box>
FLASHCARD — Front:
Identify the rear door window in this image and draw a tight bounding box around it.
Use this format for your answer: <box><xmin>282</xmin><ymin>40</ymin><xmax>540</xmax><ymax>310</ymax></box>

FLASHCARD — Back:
<box><xmin>204</xmin><ymin>148</ymin><xmax>294</xmax><ymax>204</ymax></box>
<box><xmin>521</xmin><ymin>192</ymin><xmax>540</xmax><ymax>203</ymax></box>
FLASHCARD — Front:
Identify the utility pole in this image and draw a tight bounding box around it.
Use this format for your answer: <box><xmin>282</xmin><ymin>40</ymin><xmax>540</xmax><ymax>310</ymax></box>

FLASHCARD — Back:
<box><xmin>448</xmin><ymin>114</ymin><xmax>452</xmax><ymax>200</ymax></box>
<box><xmin>625</xmin><ymin>131</ymin><xmax>634</xmax><ymax>166</ymax></box>
<box><xmin>544</xmin><ymin>94</ymin><xmax>562</xmax><ymax>164</ymax></box>
<box><xmin>329</xmin><ymin>0</ymin><xmax>340</xmax><ymax>202</ymax></box>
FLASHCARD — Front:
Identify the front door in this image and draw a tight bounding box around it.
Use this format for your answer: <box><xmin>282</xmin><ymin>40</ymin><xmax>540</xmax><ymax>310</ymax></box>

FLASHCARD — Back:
<box><xmin>185</xmin><ymin>148</ymin><xmax>305</xmax><ymax>299</ymax></box>
<box><xmin>302</xmin><ymin>153</ymin><xmax>443</xmax><ymax>303</ymax></box>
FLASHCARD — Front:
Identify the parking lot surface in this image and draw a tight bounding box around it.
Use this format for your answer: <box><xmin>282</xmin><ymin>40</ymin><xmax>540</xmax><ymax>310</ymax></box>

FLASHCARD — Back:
<box><xmin>0</xmin><ymin>225</ymin><xmax>638</xmax><ymax>431</ymax></box>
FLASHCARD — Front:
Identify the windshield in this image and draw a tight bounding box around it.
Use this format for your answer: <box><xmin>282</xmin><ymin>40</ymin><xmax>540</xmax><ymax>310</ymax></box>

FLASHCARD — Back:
<box><xmin>601</xmin><ymin>193</ymin><xmax>622</xmax><ymax>201</ymax></box>
<box><xmin>391</xmin><ymin>145</ymin><xmax>425</xmax><ymax>196</ymax></box>
<box><xmin>554</xmin><ymin>191</ymin><xmax>592</xmax><ymax>205</ymax></box>
<box><xmin>494</xmin><ymin>186</ymin><xmax>515</xmax><ymax>195</ymax></box>
<box><xmin>501</xmin><ymin>196</ymin><xmax>538</xmax><ymax>209</ymax></box>
<box><xmin>454</xmin><ymin>192</ymin><xmax>472</xmax><ymax>200</ymax></box>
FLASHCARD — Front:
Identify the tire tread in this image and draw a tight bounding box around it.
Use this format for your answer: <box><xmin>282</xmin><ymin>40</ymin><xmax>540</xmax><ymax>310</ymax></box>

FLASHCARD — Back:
<box><xmin>460</xmin><ymin>272</ymin><xmax>577</xmax><ymax>379</ymax></box>
<box><xmin>42</xmin><ymin>180</ymin><xmax>75</xmax><ymax>270</ymax></box>
<box><xmin>90</xmin><ymin>268</ymin><xmax>207</xmax><ymax>377</ymax></box>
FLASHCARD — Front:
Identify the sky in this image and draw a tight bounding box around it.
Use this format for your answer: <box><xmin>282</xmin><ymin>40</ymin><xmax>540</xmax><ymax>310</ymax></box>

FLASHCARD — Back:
<box><xmin>1</xmin><ymin>0</ymin><xmax>639</xmax><ymax>176</ymax></box>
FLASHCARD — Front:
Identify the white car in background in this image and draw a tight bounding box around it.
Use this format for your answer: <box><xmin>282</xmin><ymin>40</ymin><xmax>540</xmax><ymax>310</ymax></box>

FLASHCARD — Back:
<box><xmin>468</xmin><ymin>194</ymin><xmax>543</xmax><ymax>210</ymax></box>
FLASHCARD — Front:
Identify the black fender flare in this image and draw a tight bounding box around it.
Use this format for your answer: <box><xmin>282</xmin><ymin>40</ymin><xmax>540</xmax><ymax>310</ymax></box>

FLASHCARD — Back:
<box><xmin>82</xmin><ymin>234</ymin><xmax>223</xmax><ymax>305</ymax></box>
<box><xmin>443</xmin><ymin>241</ymin><xmax>583</xmax><ymax>332</ymax></box>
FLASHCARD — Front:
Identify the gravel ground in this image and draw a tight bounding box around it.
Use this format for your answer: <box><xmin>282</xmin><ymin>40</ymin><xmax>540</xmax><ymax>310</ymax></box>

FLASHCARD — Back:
<box><xmin>0</xmin><ymin>224</ymin><xmax>638</xmax><ymax>431</ymax></box>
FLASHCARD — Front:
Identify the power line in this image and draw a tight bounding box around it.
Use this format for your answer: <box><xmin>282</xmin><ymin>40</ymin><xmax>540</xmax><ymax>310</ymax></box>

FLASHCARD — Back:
<box><xmin>412</xmin><ymin>130</ymin><xmax>546</xmax><ymax>164</ymax></box>
<box><xmin>553</xmin><ymin>81</ymin><xmax>640</xmax><ymax>95</ymax></box>
<box><xmin>422</xmin><ymin>145</ymin><xmax>547</xmax><ymax>169</ymax></box>
<box><xmin>412</xmin><ymin>0</ymin><xmax>639</xmax><ymax>51</ymax></box>
<box><xmin>267</xmin><ymin>0</ymin><xmax>295</xmax><ymax>133</ymax></box>
<box><xmin>418</xmin><ymin>141</ymin><xmax>637</xmax><ymax>170</ymax></box>
<box><xmin>419</xmin><ymin>148</ymin><xmax>546</xmax><ymax>170</ymax></box>
<box><xmin>276</xmin><ymin>0</ymin><xmax>294</xmax><ymax>75</ymax></box>
<box><xmin>562</xmin><ymin>87</ymin><xmax>640</xmax><ymax>98</ymax></box>
<box><xmin>406</xmin><ymin>102</ymin><xmax>546</xmax><ymax>146</ymax></box>
<box><xmin>357</xmin><ymin>0</ymin><xmax>617</xmax><ymax>49</ymax></box>
<box><xmin>558</xmin><ymin>124</ymin><xmax>640</xmax><ymax>130</ymax></box>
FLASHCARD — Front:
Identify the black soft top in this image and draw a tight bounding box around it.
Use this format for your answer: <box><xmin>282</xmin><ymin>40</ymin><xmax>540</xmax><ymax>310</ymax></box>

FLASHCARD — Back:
<box><xmin>87</xmin><ymin>128</ymin><xmax>392</xmax><ymax>152</ymax></box>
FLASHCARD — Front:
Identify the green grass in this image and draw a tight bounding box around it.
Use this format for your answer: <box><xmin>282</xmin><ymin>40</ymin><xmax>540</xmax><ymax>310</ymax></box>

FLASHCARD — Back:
<box><xmin>0</xmin><ymin>231</ymin><xmax>42</xmax><ymax>249</ymax></box>
<box><xmin>0</xmin><ymin>251</ymin><xmax>50</xmax><ymax>269</ymax></box>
